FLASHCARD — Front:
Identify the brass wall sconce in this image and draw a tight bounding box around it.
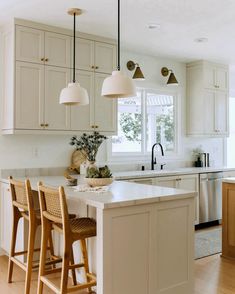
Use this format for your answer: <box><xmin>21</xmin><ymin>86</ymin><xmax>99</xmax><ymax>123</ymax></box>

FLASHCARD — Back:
<box><xmin>127</xmin><ymin>60</ymin><xmax>145</xmax><ymax>80</ymax></box>
<box><xmin>161</xmin><ymin>67</ymin><xmax>178</xmax><ymax>85</ymax></box>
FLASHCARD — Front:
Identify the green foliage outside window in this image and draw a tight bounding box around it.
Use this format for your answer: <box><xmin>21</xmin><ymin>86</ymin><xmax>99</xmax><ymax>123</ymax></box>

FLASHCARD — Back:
<box><xmin>119</xmin><ymin>113</ymin><xmax>142</xmax><ymax>142</ymax></box>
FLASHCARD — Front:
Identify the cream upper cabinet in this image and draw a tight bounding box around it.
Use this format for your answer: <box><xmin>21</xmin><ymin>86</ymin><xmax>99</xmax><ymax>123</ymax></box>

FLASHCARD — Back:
<box><xmin>75</xmin><ymin>38</ymin><xmax>116</xmax><ymax>74</ymax></box>
<box><xmin>94</xmin><ymin>73</ymin><xmax>117</xmax><ymax>132</ymax></box>
<box><xmin>15</xmin><ymin>62</ymin><xmax>70</xmax><ymax>130</ymax></box>
<box><xmin>44</xmin><ymin>32</ymin><xmax>71</xmax><ymax>68</ymax></box>
<box><xmin>71</xmin><ymin>71</ymin><xmax>117</xmax><ymax>133</ymax></box>
<box><xmin>204</xmin><ymin>63</ymin><xmax>228</xmax><ymax>91</ymax></box>
<box><xmin>16</xmin><ymin>26</ymin><xmax>71</xmax><ymax>67</ymax></box>
<box><xmin>15</xmin><ymin>61</ymin><xmax>44</xmax><ymax>129</ymax></box>
<box><xmin>44</xmin><ymin>66</ymin><xmax>71</xmax><ymax>130</ymax></box>
<box><xmin>187</xmin><ymin>60</ymin><xmax>229</xmax><ymax>137</ymax></box>
<box><xmin>75</xmin><ymin>38</ymin><xmax>95</xmax><ymax>71</ymax></box>
<box><xmin>94</xmin><ymin>42</ymin><xmax>116</xmax><ymax>74</ymax></box>
<box><xmin>16</xmin><ymin>26</ymin><xmax>44</xmax><ymax>64</ymax></box>
<box><xmin>2</xmin><ymin>19</ymin><xmax>117</xmax><ymax>134</ymax></box>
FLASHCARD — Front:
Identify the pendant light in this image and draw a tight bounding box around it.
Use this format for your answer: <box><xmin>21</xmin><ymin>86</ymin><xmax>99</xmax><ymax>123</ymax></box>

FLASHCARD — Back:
<box><xmin>60</xmin><ymin>8</ymin><xmax>89</xmax><ymax>105</ymax></box>
<box><xmin>101</xmin><ymin>0</ymin><xmax>136</xmax><ymax>98</ymax></box>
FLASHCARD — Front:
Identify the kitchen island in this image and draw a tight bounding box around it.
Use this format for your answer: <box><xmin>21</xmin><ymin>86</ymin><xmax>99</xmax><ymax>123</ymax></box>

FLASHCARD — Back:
<box><xmin>1</xmin><ymin>176</ymin><xmax>196</xmax><ymax>294</ymax></box>
<box><xmin>222</xmin><ymin>178</ymin><xmax>235</xmax><ymax>260</ymax></box>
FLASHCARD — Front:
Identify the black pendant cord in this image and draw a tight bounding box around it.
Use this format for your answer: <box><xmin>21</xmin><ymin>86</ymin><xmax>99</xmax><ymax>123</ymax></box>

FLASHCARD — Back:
<box><xmin>117</xmin><ymin>0</ymin><xmax>120</xmax><ymax>71</ymax></box>
<box><xmin>73</xmin><ymin>12</ymin><xmax>76</xmax><ymax>83</ymax></box>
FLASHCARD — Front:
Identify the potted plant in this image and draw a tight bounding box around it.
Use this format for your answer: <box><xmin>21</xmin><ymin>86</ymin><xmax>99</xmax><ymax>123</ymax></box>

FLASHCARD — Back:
<box><xmin>85</xmin><ymin>165</ymin><xmax>113</xmax><ymax>187</ymax></box>
<box><xmin>70</xmin><ymin>131</ymin><xmax>107</xmax><ymax>165</ymax></box>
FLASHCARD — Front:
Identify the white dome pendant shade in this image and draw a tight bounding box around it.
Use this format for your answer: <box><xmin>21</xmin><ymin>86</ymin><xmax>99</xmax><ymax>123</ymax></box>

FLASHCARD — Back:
<box><xmin>59</xmin><ymin>82</ymin><xmax>89</xmax><ymax>105</ymax></box>
<box><xmin>102</xmin><ymin>70</ymin><xmax>136</xmax><ymax>98</ymax></box>
<box><xmin>101</xmin><ymin>0</ymin><xmax>136</xmax><ymax>99</ymax></box>
<box><xmin>59</xmin><ymin>8</ymin><xmax>89</xmax><ymax>105</ymax></box>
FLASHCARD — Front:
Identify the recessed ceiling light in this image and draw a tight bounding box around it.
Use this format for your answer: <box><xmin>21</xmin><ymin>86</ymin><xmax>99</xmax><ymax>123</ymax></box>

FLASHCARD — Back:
<box><xmin>194</xmin><ymin>37</ymin><xmax>208</xmax><ymax>43</ymax></box>
<box><xmin>147</xmin><ymin>23</ymin><xmax>161</xmax><ymax>29</ymax></box>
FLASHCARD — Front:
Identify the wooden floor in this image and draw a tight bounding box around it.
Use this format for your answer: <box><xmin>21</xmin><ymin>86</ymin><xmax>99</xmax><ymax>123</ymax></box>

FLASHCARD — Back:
<box><xmin>1</xmin><ymin>254</ymin><xmax>235</xmax><ymax>293</ymax></box>
<box><xmin>0</xmin><ymin>255</ymin><xmax>88</xmax><ymax>294</ymax></box>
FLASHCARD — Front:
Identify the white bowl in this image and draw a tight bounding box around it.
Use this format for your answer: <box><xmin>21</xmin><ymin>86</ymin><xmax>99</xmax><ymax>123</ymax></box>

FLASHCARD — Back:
<box><xmin>85</xmin><ymin>177</ymin><xmax>113</xmax><ymax>187</ymax></box>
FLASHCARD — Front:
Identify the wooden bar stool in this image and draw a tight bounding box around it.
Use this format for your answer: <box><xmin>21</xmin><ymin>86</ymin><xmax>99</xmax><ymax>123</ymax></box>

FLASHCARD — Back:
<box><xmin>7</xmin><ymin>176</ymin><xmax>58</xmax><ymax>294</ymax></box>
<box><xmin>37</xmin><ymin>182</ymin><xmax>97</xmax><ymax>294</ymax></box>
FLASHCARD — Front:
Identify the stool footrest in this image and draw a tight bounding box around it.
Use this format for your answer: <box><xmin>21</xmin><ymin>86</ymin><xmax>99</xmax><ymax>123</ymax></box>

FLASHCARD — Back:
<box><xmin>69</xmin><ymin>262</ymin><xmax>85</xmax><ymax>270</ymax></box>
<box><xmin>10</xmin><ymin>257</ymin><xmax>27</xmax><ymax>271</ymax></box>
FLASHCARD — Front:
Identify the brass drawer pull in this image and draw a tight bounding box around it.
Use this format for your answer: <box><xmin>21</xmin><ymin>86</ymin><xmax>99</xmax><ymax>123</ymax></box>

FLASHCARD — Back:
<box><xmin>95</xmin><ymin>66</ymin><xmax>99</xmax><ymax>69</ymax></box>
<box><xmin>45</xmin><ymin>58</ymin><xmax>49</xmax><ymax>62</ymax></box>
<box><xmin>41</xmin><ymin>58</ymin><xmax>45</xmax><ymax>61</ymax></box>
<box><xmin>40</xmin><ymin>123</ymin><xmax>45</xmax><ymax>127</ymax></box>
<box><xmin>91</xmin><ymin>65</ymin><xmax>95</xmax><ymax>69</ymax></box>
<box><xmin>44</xmin><ymin>123</ymin><xmax>49</xmax><ymax>127</ymax></box>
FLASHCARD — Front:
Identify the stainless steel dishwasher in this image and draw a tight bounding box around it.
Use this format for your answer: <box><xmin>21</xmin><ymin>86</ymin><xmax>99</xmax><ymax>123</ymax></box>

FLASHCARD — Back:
<box><xmin>199</xmin><ymin>172</ymin><xmax>223</xmax><ymax>224</ymax></box>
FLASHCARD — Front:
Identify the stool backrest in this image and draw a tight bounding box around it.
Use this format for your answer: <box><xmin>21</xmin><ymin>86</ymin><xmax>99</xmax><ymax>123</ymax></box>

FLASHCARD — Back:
<box><xmin>9</xmin><ymin>176</ymin><xmax>34</xmax><ymax>212</ymax></box>
<box><xmin>38</xmin><ymin>182</ymin><xmax>70</xmax><ymax>232</ymax></box>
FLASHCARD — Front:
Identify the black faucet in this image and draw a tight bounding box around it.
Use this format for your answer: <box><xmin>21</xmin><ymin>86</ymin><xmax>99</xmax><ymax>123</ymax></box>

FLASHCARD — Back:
<box><xmin>151</xmin><ymin>143</ymin><xmax>165</xmax><ymax>170</ymax></box>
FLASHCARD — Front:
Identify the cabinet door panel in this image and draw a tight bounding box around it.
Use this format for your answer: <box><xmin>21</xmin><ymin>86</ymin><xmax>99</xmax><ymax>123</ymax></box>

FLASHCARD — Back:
<box><xmin>75</xmin><ymin>38</ymin><xmax>94</xmax><ymax>71</ymax></box>
<box><xmin>215</xmin><ymin>91</ymin><xmax>228</xmax><ymax>135</ymax></box>
<box><xmin>16</xmin><ymin>26</ymin><xmax>44</xmax><ymax>64</ymax></box>
<box><xmin>216</xmin><ymin>67</ymin><xmax>228</xmax><ymax>91</ymax></box>
<box><xmin>153</xmin><ymin>176</ymin><xmax>177</xmax><ymax>188</ymax></box>
<box><xmin>15</xmin><ymin>62</ymin><xmax>44</xmax><ymax>129</ymax></box>
<box><xmin>177</xmin><ymin>175</ymin><xmax>199</xmax><ymax>224</ymax></box>
<box><xmin>95</xmin><ymin>42</ymin><xmax>116</xmax><ymax>74</ymax></box>
<box><xmin>204</xmin><ymin>90</ymin><xmax>215</xmax><ymax>134</ymax></box>
<box><xmin>45</xmin><ymin>32</ymin><xmax>71</xmax><ymax>68</ymax></box>
<box><xmin>204</xmin><ymin>65</ymin><xmax>216</xmax><ymax>89</ymax></box>
<box><xmin>94</xmin><ymin>73</ymin><xmax>117</xmax><ymax>132</ymax></box>
<box><xmin>70</xmin><ymin>70</ymin><xmax>94</xmax><ymax>131</ymax></box>
<box><xmin>44</xmin><ymin>66</ymin><xmax>71</xmax><ymax>130</ymax></box>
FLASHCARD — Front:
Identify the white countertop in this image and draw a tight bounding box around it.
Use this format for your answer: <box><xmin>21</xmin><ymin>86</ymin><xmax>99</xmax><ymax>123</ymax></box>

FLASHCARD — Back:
<box><xmin>113</xmin><ymin>167</ymin><xmax>235</xmax><ymax>180</ymax></box>
<box><xmin>3</xmin><ymin>176</ymin><xmax>196</xmax><ymax>209</ymax></box>
<box><xmin>223</xmin><ymin>177</ymin><xmax>235</xmax><ymax>184</ymax></box>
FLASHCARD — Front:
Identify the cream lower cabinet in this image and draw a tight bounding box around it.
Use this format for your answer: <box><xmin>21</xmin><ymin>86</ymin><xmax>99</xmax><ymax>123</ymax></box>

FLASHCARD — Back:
<box><xmin>71</xmin><ymin>71</ymin><xmax>117</xmax><ymax>133</ymax></box>
<box><xmin>15</xmin><ymin>62</ymin><xmax>70</xmax><ymax>131</ymax></box>
<box><xmin>153</xmin><ymin>174</ymin><xmax>199</xmax><ymax>224</ymax></box>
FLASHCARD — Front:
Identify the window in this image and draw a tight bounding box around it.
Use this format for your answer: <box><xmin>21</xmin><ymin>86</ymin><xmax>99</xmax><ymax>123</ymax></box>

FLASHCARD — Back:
<box><xmin>112</xmin><ymin>88</ymin><xmax>177</xmax><ymax>156</ymax></box>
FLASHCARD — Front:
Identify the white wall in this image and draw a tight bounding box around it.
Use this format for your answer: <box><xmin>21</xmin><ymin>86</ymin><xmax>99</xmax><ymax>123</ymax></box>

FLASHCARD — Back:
<box><xmin>0</xmin><ymin>34</ymin><xmax>225</xmax><ymax>170</ymax></box>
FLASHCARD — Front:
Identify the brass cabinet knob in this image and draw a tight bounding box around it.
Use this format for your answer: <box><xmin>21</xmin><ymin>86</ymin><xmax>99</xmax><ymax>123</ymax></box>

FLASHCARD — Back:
<box><xmin>91</xmin><ymin>125</ymin><xmax>99</xmax><ymax>129</ymax></box>
<box><xmin>40</xmin><ymin>123</ymin><xmax>45</xmax><ymax>127</ymax></box>
<box><xmin>95</xmin><ymin>66</ymin><xmax>99</xmax><ymax>69</ymax></box>
<box><xmin>45</xmin><ymin>58</ymin><xmax>49</xmax><ymax>62</ymax></box>
<box><xmin>91</xmin><ymin>65</ymin><xmax>95</xmax><ymax>69</ymax></box>
<box><xmin>44</xmin><ymin>123</ymin><xmax>49</xmax><ymax>127</ymax></box>
<box><xmin>41</xmin><ymin>58</ymin><xmax>45</xmax><ymax>61</ymax></box>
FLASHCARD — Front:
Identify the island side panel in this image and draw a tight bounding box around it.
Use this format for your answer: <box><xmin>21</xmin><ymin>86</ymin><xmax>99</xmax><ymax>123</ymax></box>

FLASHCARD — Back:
<box><xmin>96</xmin><ymin>196</ymin><xmax>194</xmax><ymax>294</ymax></box>
<box><xmin>154</xmin><ymin>198</ymin><xmax>194</xmax><ymax>294</ymax></box>
<box><xmin>222</xmin><ymin>182</ymin><xmax>235</xmax><ymax>260</ymax></box>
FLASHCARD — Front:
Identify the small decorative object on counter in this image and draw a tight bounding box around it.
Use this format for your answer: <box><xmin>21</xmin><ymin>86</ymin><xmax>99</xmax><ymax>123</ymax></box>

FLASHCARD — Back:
<box><xmin>86</xmin><ymin>165</ymin><xmax>113</xmax><ymax>187</ymax></box>
<box><xmin>192</xmin><ymin>146</ymin><xmax>204</xmax><ymax>167</ymax></box>
<box><xmin>64</xmin><ymin>172</ymin><xmax>78</xmax><ymax>186</ymax></box>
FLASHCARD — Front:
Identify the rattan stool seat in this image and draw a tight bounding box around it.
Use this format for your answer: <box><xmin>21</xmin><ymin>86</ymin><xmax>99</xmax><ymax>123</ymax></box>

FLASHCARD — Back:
<box><xmin>54</xmin><ymin>217</ymin><xmax>96</xmax><ymax>239</ymax></box>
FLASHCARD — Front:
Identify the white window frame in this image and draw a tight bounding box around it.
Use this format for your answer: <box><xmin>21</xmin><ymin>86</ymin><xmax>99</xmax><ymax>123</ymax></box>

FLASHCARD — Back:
<box><xmin>107</xmin><ymin>87</ymin><xmax>181</xmax><ymax>163</ymax></box>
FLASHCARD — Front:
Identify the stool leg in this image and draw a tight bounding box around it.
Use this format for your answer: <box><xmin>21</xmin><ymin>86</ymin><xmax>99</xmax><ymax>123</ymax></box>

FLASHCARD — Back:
<box><xmin>60</xmin><ymin>240</ymin><xmax>71</xmax><ymax>294</ymax></box>
<box><xmin>37</xmin><ymin>220</ymin><xmax>50</xmax><ymax>294</ymax></box>
<box><xmin>8</xmin><ymin>208</ymin><xmax>21</xmax><ymax>283</ymax></box>
<box><xmin>80</xmin><ymin>239</ymin><xmax>92</xmax><ymax>293</ymax></box>
<box><xmin>70</xmin><ymin>244</ymin><xmax>77</xmax><ymax>286</ymax></box>
<box><xmin>25</xmin><ymin>219</ymin><xmax>37</xmax><ymax>294</ymax></box>
<box><xmin>48</xmin><ymin>230</ymin><xmax>55</xmax><ymax>269</ymax></box>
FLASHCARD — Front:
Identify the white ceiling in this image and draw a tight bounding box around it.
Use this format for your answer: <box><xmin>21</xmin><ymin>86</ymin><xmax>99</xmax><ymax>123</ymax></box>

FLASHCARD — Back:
<box><xmin>1</xmin><ymin>0</ymin><xmax>235</xmax><ymax>66</ymax></box>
